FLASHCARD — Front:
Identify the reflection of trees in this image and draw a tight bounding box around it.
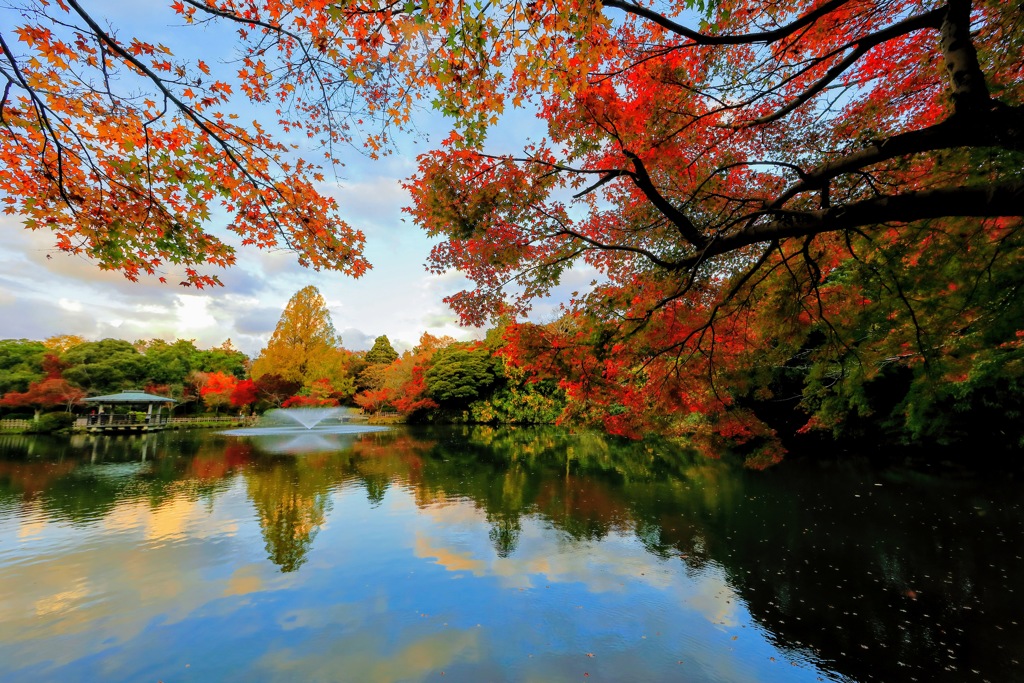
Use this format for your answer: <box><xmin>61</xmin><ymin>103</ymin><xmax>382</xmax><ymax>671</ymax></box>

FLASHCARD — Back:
<box><xmin>376</xmin><ymin>423</ymin><xmax>729</xmax><ymax>557</ymax></box>
<box><xmin>349</xmin><ymin>432</ymin><xmax>435</xmax><ymax>505</ymax></box>
<box><xmin>363</xmin><ymin>426</ymin><xmax>1024</xmax><ymax>683</ymax></box>
<box><xmin>487</xmin><ymin>513</ymin><xmax>521</xmax><ymax>558</ymax></box>
<box><xmin>3</xmin><ymin>425</ymin><xmax>1021</xmax><ymax>681</ymax></box>
<box><xmin>0</xmin><ymin>432</ymin><xmax>244</xmax><ymax>522</ymax></box>
<box><xmin>404</xmin><ymin>425</ymin><xmax>731</xmax><ymax>555</ymax></box>
<box><xmin>362</xmin><ymin>474</ymin><xmax>389</xmax><ymax>506</ymax></box>
<box><xmin>243</xmin><ymin>454</ymin><xmax>347</xmax><ymax>572</ymax></box>
<box><xmin>0</xmin><ymin>452</ymin><xmax>77</xmax><ymax>504</ymax></box>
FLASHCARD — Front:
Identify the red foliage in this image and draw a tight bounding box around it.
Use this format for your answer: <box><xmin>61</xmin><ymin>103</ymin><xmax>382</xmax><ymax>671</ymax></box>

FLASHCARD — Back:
<box><xmin>354</xmin><ymin>388</ymin><xmax>392</xmax><ymax>414</ymax></box>
<box><xmin>391</xmin><ymin>366</ymin><xmax>438</xmax><ymax>414</ymax></box>
<box><xmin>200</xmin><ymin>371</ymin><xmax>237</xmax><ymax>411</ymax></box>
<box><xmin>0</xmin><ymin>378</ymin><xmax>86</xmax><ymax>414</ymax></box>
<box><xmin>40</xmin><ymin>353</ymin><xmax>68</xmax><ymax>380</ymax></box>
<box><xmin>230</xmin><ymin>379</ymin><xmax>258</xmax><ymax>408</ymax></box>
<box><xmin>144</xmin><ymin>383</ymin><xmax>173</xmax><ymax>397</ymax></box>
<box><xmin>254</xmin><ymin>374</ymin><xmax>302</xmax><ymax>407</ymax></box>
<box><xmin>281</xmin><ymin>393</ymin><xmax>339</xmax><ymax>408</ymax></box>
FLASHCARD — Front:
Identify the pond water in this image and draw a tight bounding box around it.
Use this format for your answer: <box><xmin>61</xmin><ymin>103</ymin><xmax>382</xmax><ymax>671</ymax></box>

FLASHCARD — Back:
<box><xmin>0</xmin><ymin>426</ymin><xmax>1021</xmax><ymax>683</ymax></box>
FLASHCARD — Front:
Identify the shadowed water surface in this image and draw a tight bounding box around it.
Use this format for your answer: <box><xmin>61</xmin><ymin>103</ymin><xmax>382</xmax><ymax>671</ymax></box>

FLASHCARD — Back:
<box><xmin>0</xmin><ymin>427</ymin><xmax>1021</xmax><ymax>682</ymax></box>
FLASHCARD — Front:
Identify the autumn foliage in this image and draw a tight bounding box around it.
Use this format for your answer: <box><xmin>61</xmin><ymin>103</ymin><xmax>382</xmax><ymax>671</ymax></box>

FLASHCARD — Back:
<box><xmin>3</xmin><ymin>0</ymin><xmax>1023</xmax><ymax>454</ymax></box>
<box><xmin>199</xmin><ymin>371</ymin><xmax>238</xmax><ymax>413</ymax></box>
<box><xmin>0</xmin><ymin>377</ymin><xmax>85</xmax><ymax>420</ymax></box>
<box><xmin>400</xmin><ymin>0</ymin><xmax>1024</xmax><ymax>454</ymax></box>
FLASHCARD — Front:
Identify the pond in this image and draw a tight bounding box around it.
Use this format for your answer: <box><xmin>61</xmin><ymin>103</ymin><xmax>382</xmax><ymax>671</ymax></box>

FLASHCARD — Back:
<box><xmin>0</xmin><ymin>426</ymin><xmax>1021</xmax><ymax>682</ymax></box>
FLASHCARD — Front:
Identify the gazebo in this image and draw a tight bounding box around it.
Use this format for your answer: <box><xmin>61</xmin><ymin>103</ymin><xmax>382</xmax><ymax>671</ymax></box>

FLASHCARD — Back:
<box><xmin>82</xmin><ymin>390</ymin><xmax>176</xmax><ymax>433</ymax></box>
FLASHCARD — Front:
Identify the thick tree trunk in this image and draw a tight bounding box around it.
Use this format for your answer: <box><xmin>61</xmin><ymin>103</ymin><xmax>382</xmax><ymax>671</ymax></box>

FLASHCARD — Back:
<box><xmin>941</xmin><ymin>0</ymin><xmax>990</xmax><ymax>116</ymax></box>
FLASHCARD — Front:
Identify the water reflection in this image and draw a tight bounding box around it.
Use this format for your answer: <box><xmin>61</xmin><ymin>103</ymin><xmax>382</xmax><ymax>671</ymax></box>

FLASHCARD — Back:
<box><xmin>0</xmin><ymin>427</ymin><xmax>1021</xmax><ymax>683</ymax></box>
<box><xmin>246</xmin><ymin>454</ymin><xmax>334</xmax><ymax>572</ymax></box>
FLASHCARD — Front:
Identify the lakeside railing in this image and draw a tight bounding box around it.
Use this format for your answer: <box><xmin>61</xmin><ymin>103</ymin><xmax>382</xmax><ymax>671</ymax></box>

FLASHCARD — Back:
<box><xmin>167</xmin><ymin>416</ymin><xmax>253</xmax><ymax>425</ymax></box>
<box><xmin>85</xmin><ymin>414</ymin><xmax>170</xmax><ymax>426</ymax></box>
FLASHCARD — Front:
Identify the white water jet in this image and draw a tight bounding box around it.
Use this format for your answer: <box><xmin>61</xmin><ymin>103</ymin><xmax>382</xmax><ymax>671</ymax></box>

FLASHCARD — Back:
<box><xmin>267</xmin><ymin>406</ymin><xmax>349</xmax><ymax>430</ymax></box>
<box><xmin>221</xmin><ymin>406</ymin><xmax>387</xmax><ymax>439</ymax></box>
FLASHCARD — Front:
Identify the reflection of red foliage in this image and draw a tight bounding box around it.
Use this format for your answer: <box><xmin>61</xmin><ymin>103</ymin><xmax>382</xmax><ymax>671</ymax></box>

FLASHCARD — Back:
<box><xmin>534</xmin><ymin>475</ymin><xmax>625</xmax><ymax>530</ymax></box>
<box><xmin>351</xmin><ymin>434</ymin><xmax>434</xmax><ymax>464</ymax></box>
<box><xmin>305</xmin><ymin>453</ymin><xmax>331</xmax><ymax>469</ymax></box>
<box><xmin>0</xmin><ymin>460</ymin><xmax>77</xmax><ymax>496</ymax></box>
<box><xmin>223</xmin><ymin>442</ymin><xmax>254</xmax><ymax>468</ymax></box>
<box><xmin>188</xmin><ymin>442</ymin><xmax>253</xmax><ymax>479</ymax></box>
<box><xmin>189</xmin><ymin>454</ymin><xmax>232</xmax><ymax>480</ymax></box>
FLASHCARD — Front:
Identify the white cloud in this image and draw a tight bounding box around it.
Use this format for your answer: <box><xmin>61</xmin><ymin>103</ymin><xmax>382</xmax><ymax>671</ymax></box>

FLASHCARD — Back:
<box><xmin>58</xmin><ymin>298</ymin><xmax>84</xmax><ymax>313</ymax></box>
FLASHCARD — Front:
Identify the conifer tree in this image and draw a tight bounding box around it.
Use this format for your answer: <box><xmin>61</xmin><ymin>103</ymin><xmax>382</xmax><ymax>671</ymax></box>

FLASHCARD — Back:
<box><xmin>251</xmin><ymin>286</ymin><xmax>343</xmax><ymax>385</ymax></box>
<box><xmin>365</xmin><ymin>335</ymin><xmax>399</xmax><ymax>366</ymax></box>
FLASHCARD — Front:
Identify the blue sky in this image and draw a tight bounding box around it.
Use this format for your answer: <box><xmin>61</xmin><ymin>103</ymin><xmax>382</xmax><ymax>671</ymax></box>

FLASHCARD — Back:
<box><xmin>0</xmin><ymin>1</ymin><xmax>572</xmax><ymax>357</ymax></box>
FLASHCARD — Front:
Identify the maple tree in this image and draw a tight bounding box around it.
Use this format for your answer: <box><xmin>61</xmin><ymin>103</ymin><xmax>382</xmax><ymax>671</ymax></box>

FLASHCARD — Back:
<box><xmin>4</xmin><ymin>0</ymin><xmax>1022</xmax><ymax>450</ymax></box>
<box><xmin>1</xmin><ymin>0</ymin><xmax>374</xmax><ymax>286</ymax></box>
<box><xmin>0</xmin><ymin>373</ymin><xmax>85</xmax><ymax>420</ymax></box>
<box><xmin>199</xmin><ymin>370</ymin><xmax>238</xmax><ymax>412</ymax></box>
<box><xmin>353</xmin><ymin>387</ymin><xmax>392</xmax><ymax>414</ymax></box>
<box><xmin>399</xmin><ymin>0</ymin><xmax>1024</xmax><ymax>454</ymax></box>
<box><xmin>353</xmin><ymin>333</ymin><xmax>449</xmax><ymax>416</ymax></box>
<box><xmin>230</xmin><ymin>378</ymin><xmax>259</xmax><ymax>410</ymax></box>
<box><xmin>0</xmin><ymin>350</ymin><xmax>82</xmax><ymax>419</ymax></box>
<box><xmin>281</xmin><ymin>377</ymin><xmax>342</xmax><ymax>406</ymax></box>
<box><xmin>252</xmin><ymin>373</ymin><xmax>302</xmax><ymax>408</ymax></box>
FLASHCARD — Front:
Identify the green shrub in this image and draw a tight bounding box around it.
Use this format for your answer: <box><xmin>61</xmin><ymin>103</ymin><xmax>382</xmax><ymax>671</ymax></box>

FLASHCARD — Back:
<box><xmin>29</xmin><ymin>412</ymin><xmax>77</xmax><ymax>433</ymax></box>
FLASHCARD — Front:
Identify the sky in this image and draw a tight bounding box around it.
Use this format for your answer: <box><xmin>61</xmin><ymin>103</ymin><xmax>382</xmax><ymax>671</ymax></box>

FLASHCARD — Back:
<box><xmin>0</xmin><ymin>1</ymin><xmax>571</xmax><ymax>357</ymax></box>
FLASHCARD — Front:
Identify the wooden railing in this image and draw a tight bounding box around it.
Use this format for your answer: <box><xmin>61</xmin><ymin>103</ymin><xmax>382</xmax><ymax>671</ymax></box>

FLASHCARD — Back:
<box><xmin>167</xmin><ymin>416</ymin><xmax>249</xmax><ymax>425</ymax></box>
<box><xmin>85</xmin><ymin>414</ymin><xmax>169</xmax><ymax>426</ymax></box>
<box><xmin>2</xmin><ymin>415</ymin><xmax>253</xmax><ymax>432</ymax></box>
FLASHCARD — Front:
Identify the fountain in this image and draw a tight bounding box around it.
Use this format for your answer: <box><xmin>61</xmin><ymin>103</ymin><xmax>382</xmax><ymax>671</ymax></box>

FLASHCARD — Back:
<box><xmin>267</xmin><ymin>406</ymin><xmax>348</xmax><ymax>430</ymax></box>
<box><xmin>221</xmin><ymin>406</ymin><xmax>389</xmax><ymax>441</ymax></box>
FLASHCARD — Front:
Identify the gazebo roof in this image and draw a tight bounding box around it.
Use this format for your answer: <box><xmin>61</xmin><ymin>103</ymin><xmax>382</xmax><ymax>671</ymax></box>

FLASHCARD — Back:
<box><xmin>82</xmin><ymin>390</ymin><xmax>176</xmax><ymax>404</ymax></box>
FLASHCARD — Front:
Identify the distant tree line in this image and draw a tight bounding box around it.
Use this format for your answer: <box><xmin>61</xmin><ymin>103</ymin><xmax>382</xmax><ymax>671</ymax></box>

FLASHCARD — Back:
<box><xmin>7</xmin><ymin>282</ymin><xmax>1017</xmax><ymax>464</ymax></box>
<box><xmin>0</xmin><ymin>286</ymin><xmax>566</xmax><ymax>428</ymax></box>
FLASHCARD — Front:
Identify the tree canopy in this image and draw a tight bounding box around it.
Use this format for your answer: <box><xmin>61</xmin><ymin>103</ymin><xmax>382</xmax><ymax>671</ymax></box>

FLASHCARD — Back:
<box><xmin>250</xmin><ymin>285</ymin><xmax>345</xmax><ymax>386</ymax></box>
<box><xmin>0</xmin><ymin>340</ymin><xmax>48</xmax><ymax>394</ymax></box>
<box><xmin>425</xmin><ymin>346</ymin><xmax>497</xmax><ymax>404</ymax></box>
<box><xmin>403</xmin><ymin>0</ymin><xmax>1024</xmax><ymax>451</ymax></box>
<box><xmin>1</xmin><ymin>0</ymin><xmax>374</xmax><ymax>286</ymax></box>
<box><xmin>364</xmin><ymin>335</ymin><xmax>399</xmax><ymax>366</ymax></box>
<box><xmin>3</xmin><ymin>0</ymin><xmax>1023</xmax><ymax>450</ymax></box>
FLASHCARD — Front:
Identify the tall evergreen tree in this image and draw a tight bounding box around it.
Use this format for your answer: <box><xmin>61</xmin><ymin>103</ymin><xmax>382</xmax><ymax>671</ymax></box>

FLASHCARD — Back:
<box><xmin>365</xmin><ymin>335</ymin><xmax>399</xmax><ymax>366</ymax></box>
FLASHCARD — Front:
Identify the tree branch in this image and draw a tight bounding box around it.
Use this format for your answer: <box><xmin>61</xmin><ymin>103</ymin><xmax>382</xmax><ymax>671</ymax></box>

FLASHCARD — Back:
<box><xmin>623</xmin><ymin>149</ymin><xmax>707</xmax><ymax>247</ymax></box>
<box><xmin>681</xmin><ymin>182</ymin><xmax>1024</xmax><ymax>268</ymax></box>
<box><xmin>602</xmin><ymin>0</ymin><xmax>853</xmax><ymax>46</ymax></box>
